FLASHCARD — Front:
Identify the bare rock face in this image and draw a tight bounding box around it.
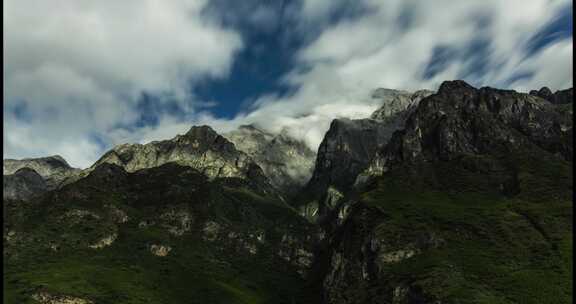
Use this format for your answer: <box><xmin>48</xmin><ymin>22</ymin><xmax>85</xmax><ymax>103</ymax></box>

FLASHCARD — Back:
<box><xmin>364</xmin><ymin>80</ymin><xmax>573</xmax><ymax>178</ymax></box>
<box><xmin>314</xmin><ymin>89</ymin><xmax>433</xmax><ymax>190</ymax></box>
<box><xmin>150</xmin><ymin>244</ymin><xmax>172</xmax><ymax>257</ymax></box>
<box><xmin>88</xmin><ymin>125</ymin><xmax>277</xmax><ymax>196</ymax></box>
<box><xmin>298</xmin><ymin>89</ymin><xmax>434</xmax><ymax>223</ymax></box>
<box><xmin>530</xmin><ymin>87</ymin><xmax>573</xmax><ymax>104</ymax></box>
<box><xmin>3</xmin><ymin>155</ymin><xmax>80</xmax><ymax>189</ymax></box>
<box><xmin>32</xmin><ymin>291</ymin><xmax>94</xmax><ymax>304</ymax></box>
<box><xmin>3</xmin><ymin>168</ymin><xmax>47</xmax><ymax>200</ymax></box>
<box><xmin>370</xmin><ymin>89</ymin><xmax>434</xmax><ymax>121</ymax></box>
<box><xmin>224</xmin><ymin>125</ymin><xmax>316</xmax><ymax>196</ymax></box>
<box><xmin>93</xmin><ymin>126</ymin><xmax>254</xmax><ymax>178</ymax></box>
<box><xmin>305</xmin><ymin>119</ymin><xmax>390</xmax><ymax>196</ymax></box>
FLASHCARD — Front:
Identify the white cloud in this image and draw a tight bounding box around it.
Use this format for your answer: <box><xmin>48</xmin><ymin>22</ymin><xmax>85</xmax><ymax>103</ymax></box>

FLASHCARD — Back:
<box><xmin>501</xmin><ymin>39</ymin><xmax>573</xmax><ymax>92</ymax></box>
<box><xmin>4</xmin><ymin>0</ymin><xmax>572</xmax><ymax>168</ymax></box>
<box><xmin>196</xmin><ymin>0</ymin><xmax>571</xmax><ymax>152</ymax></box>
<box><xmin>4</xmin><ymin>0</ymin><xmax>242</xmax><ymax>168</ymax></box>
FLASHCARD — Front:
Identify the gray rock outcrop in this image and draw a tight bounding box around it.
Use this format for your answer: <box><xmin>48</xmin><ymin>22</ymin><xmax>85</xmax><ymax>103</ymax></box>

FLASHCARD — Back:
<box><xmin>364</xmin><ymin>80</ymin><xmax>573</xmax><ymax>179</ymax></box>
<box><xmin>3</xmin><ymin>167</ymin><xmax>47</xmax><ymax>200</ymax></box>
<box><xmin>297</xmin><ymin>89</ymin><xmax>434</xmax><ymax>222</ymax></box>
<box><xmin>3</xmin><ymin>155</ymin><xmax>80</xmax><ymax>189</ymax></box>
<box><xmin>84</xmin><ymin>125</ymin><xmax>277</xmax><ymax>196</ymax></box>
<box><xmin>224</xmin><ymin>125</ymin><xmax>316</xmax><ymax>196</ymax></box>
<box><xmin>530</xmin><ymin>87</ymin><xmax>573</xmax><ymax>104</ymax></box>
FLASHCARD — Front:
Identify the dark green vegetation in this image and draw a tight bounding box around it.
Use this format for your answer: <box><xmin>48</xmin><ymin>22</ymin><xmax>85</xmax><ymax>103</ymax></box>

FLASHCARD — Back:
<box><xmin>4</xmin><ymin>163</ymin><xmax>315</xmax><ymax>304</ymax></box>
<box><xmin>320</xmin><ymin>145</ymin><xmax>572</xmax><ymax>303</ymax></box>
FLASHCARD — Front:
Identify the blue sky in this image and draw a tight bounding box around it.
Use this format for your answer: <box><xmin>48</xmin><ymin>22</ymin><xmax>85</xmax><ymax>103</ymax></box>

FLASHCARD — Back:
<box><xmin>4</xmin><ymin>0</ymin><xmax>573</xmax><ymax>167</ymax></box>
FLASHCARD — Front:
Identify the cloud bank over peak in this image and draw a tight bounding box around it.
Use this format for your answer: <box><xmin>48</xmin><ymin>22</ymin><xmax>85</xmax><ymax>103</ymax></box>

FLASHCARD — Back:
<box><xmin>4</xmin><ymin>0</ymin><xmax>573</xmax><ymax>168</ymax></box>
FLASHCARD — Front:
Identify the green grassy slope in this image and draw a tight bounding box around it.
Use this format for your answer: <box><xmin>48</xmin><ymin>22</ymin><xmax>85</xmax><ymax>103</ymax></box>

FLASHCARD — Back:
<box><xmin>4</xmin><ymin>164</ymin><xmax>314</xmax><ymax>304</ymax></box>
<box><xmin>328</xmin><ymin>146</ymin><xmax>572</xmax><ymax>303</ymax></box>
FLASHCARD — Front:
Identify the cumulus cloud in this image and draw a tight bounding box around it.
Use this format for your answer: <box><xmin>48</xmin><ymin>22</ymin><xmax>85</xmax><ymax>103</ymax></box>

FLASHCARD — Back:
<box><xmin>4</xmin><ymin>0</ymin><xmax>242</xmax><ymax>167</ymax></box>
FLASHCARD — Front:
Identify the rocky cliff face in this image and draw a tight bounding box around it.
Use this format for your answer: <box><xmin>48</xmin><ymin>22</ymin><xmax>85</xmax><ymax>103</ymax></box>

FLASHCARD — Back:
<box><xmin>87</xmin><ymin>125</ymin><xmax>278</xmax><ymax>197</ymax></box>
<box><xmin>298</xmin><ymin>89</ymin><xmax>433</xmax><ymax>222</ymax></box>
<box><xmin>363</xmin><ymin>80</ymin><xmax>573</xmax><ymax>179</ymax></box>
<box><xmin>3</xmin><ymin>155</ymin><xmax>80</xmax><ymax>189</ymax></box>
<box><xmin>307</xmin><ymin>119</ymin><xmax>389</xmax><ymax>194</ymax></box>
<box><xmin>370</xmin><ymin>89</ymin><xmax>434</xmax><ymax>121</ymax></box>
<box><xmin>3</xmin><ymin>168</ymin><xmax>47</xmax><ymax>201</ymax></box>
<box><xmin>224</xmin><ymin>125</ymin><xmax>316</xmax><ymax>196</ymax></box>
<box><xmin>314</xmin><ymin>81</ymin><xmax>573</xmax><ymax>304</ymax></box>
<box><xmin>530</xmin><ymin>86</ymin><xmax>573</xmax><ymax>104</ymax></box>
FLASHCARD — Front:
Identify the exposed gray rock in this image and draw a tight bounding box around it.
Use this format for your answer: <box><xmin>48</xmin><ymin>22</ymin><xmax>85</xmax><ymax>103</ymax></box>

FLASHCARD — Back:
<box><xmin>278</xmin><ymin>233</ymin><xmax>315</xmax><ymax>274</ymax></box>
<box><xmin>159</xmin><ymin>206</ymin><xmax>193</xmax><ymax>236</ymax></box>
<box><xmin>304</xmin><ymin>119</ymin><xmax>390</xmax><ymax>196</ymax></box>
<box><xmin>364</xmin><ymin>80</ymin><xmax>573</xmax><ymax>179</ymax></box>
<box><xmin>88</xmin><ymin>233</ymin><xmax>117</xmax><ymax>249</ymax></box>
<box><xmin>530</xmin><ymin>87</ymin><xmax>573</xmax><ymax>104</ymax></box>
<box><xmin>298</xmin><ymin>88</ymin><xmax>434</xmax><ymax>223</ymax></box>
<box><xmin>78</xmin><ymin>125</ymin><xmax>278</xmax><ymax>197</ymax></box>
<box><xmin>150</xmin><ymin>244</ymin><xmax>172</xmax><ymax>257</ymax></box>
<box><xmin>224</xmin><ymin>125</ymin><xmax>316</xmax><ymax>195</ymax></box>
<box><xmin>321</xmin><ymin>209</ymin><xmax>447</xmax><ymax>304</ymax></box>
<box><xmin>370</xmin><ymin>89</ymin><xmax>434</xmax><ymax>121</ymax></box>
<box><xmin>3</xmin><ymin>155</ymin><xmax>80</xmax><ymax>189</ymax></box>
<box><xmin>32</xmin><ymin>291</ymin><xmax>94</xmax><ymax>304</ymax></box>
<box><xmin>93</xmin><ymin>126</ymin><xmax>257</xmax><ymax>178</ymax></box>
<box><xmin>3</xmin><ymin>168</ymin><xmax>47</xmax><ymax>200</ymax></box>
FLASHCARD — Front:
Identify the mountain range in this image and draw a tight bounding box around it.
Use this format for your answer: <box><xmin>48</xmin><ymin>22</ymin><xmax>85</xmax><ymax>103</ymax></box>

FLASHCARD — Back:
<box><xmin>3</xmin><ymin>81</ymin><xmax>573</xmax><ymax>304</ymax></box>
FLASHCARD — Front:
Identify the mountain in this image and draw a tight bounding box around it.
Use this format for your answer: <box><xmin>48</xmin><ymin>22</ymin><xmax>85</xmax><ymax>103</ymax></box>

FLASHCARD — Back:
<box><xmin>370</xmin><ymin>89</ymin><xmax>434</xmax><ymax>121</ymax></box>
<box><xmin>224</xmin><ymin>125</ymin><xmax>316</xmax><ymax>197</ymax></box>
<box><xmin>3</xmin><ymin>81</ymin><xmax>573</xmax><ymax>304</ymax></box>
<box><xmin>312</xmin><ymin>80</ymin><xmax>573</xmax><ymax>303</ymax></box>
<box><xmin>3</xmin><ymin>155</ymin><xmax>80</xmax><ymax>189</ymax></box>
<box><xmin>4</xmin><ymin>162</ymin><xmax>317</xmax><ymax>304</ymax></box>
<box><xmin>530</xmin><ymin>86</ymin><xmax>573</xmax><ymax>105</ymax></box>
<box><xmin>83</xmin><ymin>125</ymin><xmax>279</xmax><ymax>198</ymax></box>
<box><xmin>297</xmin><ymin>89</ymin><xmax>433</xmax><ymax>223</ymax></box>
<box><xmin>364</xmin><ymin>81</ymin><xmax>573</xmax><ymax>179</ymax></box>
<box><xmin>3</xmin><ymin>168</ymin><xmax>47</xmax><ymax>201</ymax></box>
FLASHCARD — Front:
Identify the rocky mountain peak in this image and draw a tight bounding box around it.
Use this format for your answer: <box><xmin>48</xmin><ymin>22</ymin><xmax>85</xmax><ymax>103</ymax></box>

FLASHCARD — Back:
<box><xmin>361</xmin><ymin>82</ymin><xmax>573</xmax><ymax>181</ymax></box>
<box><xmin>530</xmin><ymin>87</ymin><xmax>573</xmax><ymax>104</ymax></box>
<box><xmin>299</xmin><ymin>118</ymin><xmax>391</xmax><ymax>220</ymax></box>
<box><xmin>535</xmin><ymin>86</ymin><xmax>553</xmax><ymax>97</ymax></box>
<box><xmin>170</xmin><ymin>125</ymin><xmax>239</xmax><ymax>154</ymax></box>
<box><xmin>3</xmin><ymin>167</ymin><xmax>47</xmax><ymax>200</ymax></box>
<box><xmin>437</xmin><ymin>79</ymin><xmax>476</xmax><ymax>93</ymax></box>
<box><xmin>184</xmin><ymin>125</ymin><xmax>219</xmax><ymax>138</ymax></box>
<box><xmin>370</xmin><ymin>88</ymin><xmax>434</xmax><ymax>121</ymax></box>
<box><xmin>298</xmin><ymin>88</ymin><xmax>434</xmax><ymax>221</ymax></box>
<box><xmin>3</xmin><ymin>155</ymin><xmax>80</xmax><ymax>191</ymax></box>
<box><xmin>224</xmin><ymin>124</ymin><xmax>316</xmax><ymax>196</ymax></box>
<box><xmin>90</xmin><ymin>125</ymin><xmax>270</xmax><ymax>188</ymax></box>
<box><xmin>4</xmin><ymin>155</ymin><xmax>76</xmax><ymax>177</ymax></box>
